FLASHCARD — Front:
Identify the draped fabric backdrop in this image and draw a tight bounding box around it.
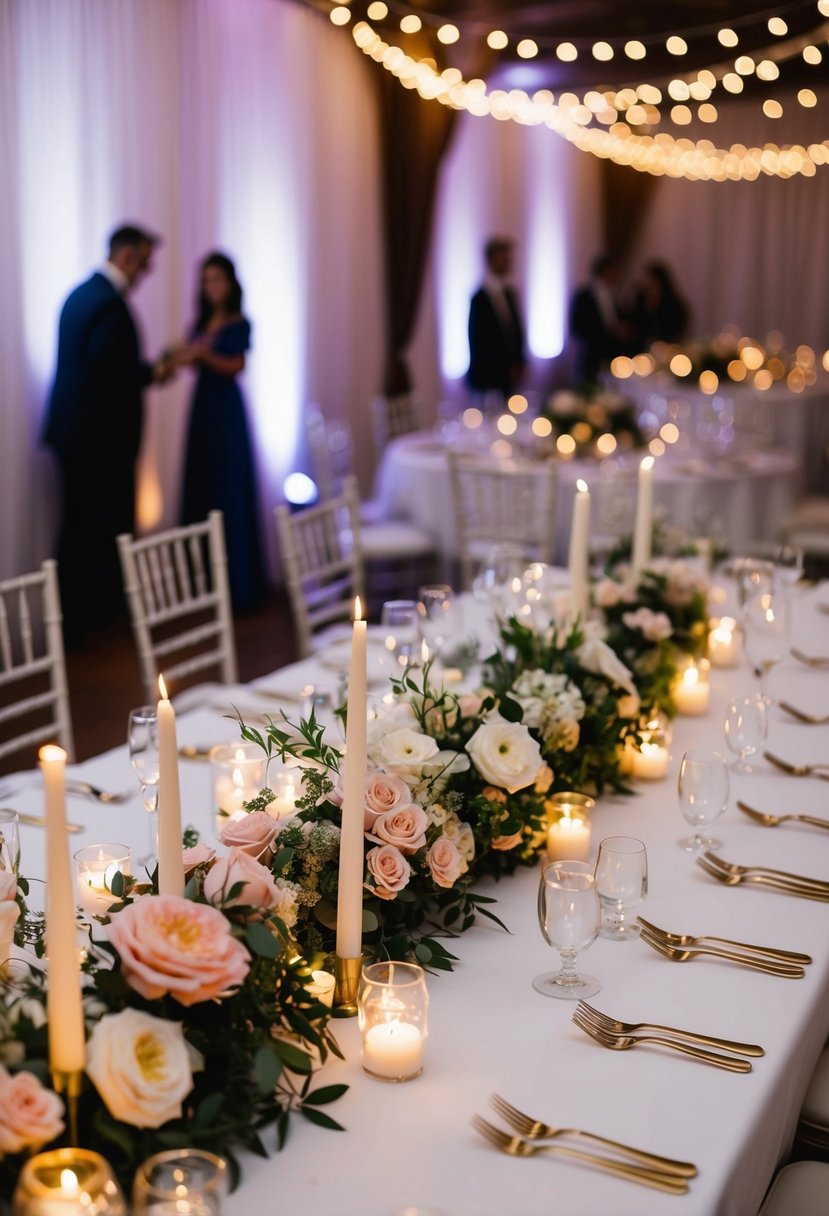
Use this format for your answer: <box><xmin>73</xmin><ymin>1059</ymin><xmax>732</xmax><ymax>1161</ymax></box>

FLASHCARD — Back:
<box><xmin>2</xmin><ymin>0</ymin><xmax>828</xmax><ymax>583</ymax></box>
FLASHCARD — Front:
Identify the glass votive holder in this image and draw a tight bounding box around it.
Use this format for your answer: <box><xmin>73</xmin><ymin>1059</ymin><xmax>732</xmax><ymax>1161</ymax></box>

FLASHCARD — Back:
<box><xmin>13</xmin><ymin>1148</ymin><xmax>127</xmax><ymax>1215</ymax></box>
<box><xmin>672</xmin><ymin>657</ymin><xmax>711</xmax><ymax>716</ymax></box>
<box><xmin>268</xmin><ymin>765</ymin><xmax>302</xmax><ymax>820</ymax></box>
<box><xmin>358</xmin><ymin>961</ymin><xmax>429</xmax><ymax>1083</ymax></box>
<box><xmin>707</xmin><ymin>615</ymin><xmax>743</xmax><ymax>668</ymax></box>
<box><xmin>74</xmin><ymin>844</ymin><xmax>131</xmax><ymax>919</ymax></box>
<box><xmin>209</xmin><ymin>743</ymin><xmax>267</xmax><ymax>822</ymax></box>
<box><xmin>132</xmin><ymin>1149</ymin><xmax>227</xmax><ymax>1216</ymax></box>
<box><xmin>630</xmin><ymin>713</ymin><xmax>672</xmax><ymax>781</ymax></box>
<box><xmin>545</xmin><ymin>793</ymin><xmax>595</xmax><ymax>862</ymax></box>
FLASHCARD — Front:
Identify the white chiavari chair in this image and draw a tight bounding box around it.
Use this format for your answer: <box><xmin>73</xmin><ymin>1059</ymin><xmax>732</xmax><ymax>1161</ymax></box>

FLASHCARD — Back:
<box><xmin>0</xmin><ymin>560</ymin><xmax>74</xmax><ymax>765</ymax></box>
<box><xmin>448</xmin><ymin>452</ymin><xmax>558</xmax><ymax>591</ymax></box>
<box><xmin>275</xmin><ymin>476</ymin><xmax>366</xmax><ymax>659</ymax></box>
<box><xmin>371</xmin><ymin>392</ymin><xmax>420</xmax><ymax>452</ymax></box>
<box><xmin>758</xmin><ymin>1161</ymin><xmax>829</xmax><ymax>1214</ymax></box>
<box><xmin>117</xmin><ymin>511</ymin><xmax>238</xmax><ymax>705</ymax></box>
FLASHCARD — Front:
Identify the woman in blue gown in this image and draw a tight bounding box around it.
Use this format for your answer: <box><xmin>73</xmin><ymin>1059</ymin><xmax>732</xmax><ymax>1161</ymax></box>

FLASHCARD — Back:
<box><xmin>178</xmin><ymin>252</ymin><xmax>265</xmax><ymax>611</ymax></box>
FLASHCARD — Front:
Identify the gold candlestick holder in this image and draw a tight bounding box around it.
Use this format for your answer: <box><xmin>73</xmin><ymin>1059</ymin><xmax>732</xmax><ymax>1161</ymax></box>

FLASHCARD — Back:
<box><xmin>51</xmin><ymin>1069</ymin><xmax>82</xmax><ymax>1147</ymax></box>
<box><xmin>333</xmin><ymin>955</ymin><xmax>361</xmax><ymax>1017</ymax></box>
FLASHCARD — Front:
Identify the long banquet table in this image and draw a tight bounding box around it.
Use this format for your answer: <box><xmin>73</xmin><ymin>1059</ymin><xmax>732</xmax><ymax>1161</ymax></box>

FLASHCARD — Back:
<box><xmin>373</xmin><ymin>431</ymin><xmax>798</xmax><ymax>566</ymax></box>
<box><xmin>4</xmin><ymin>585</ymin><xmax>829</xmax><ymax>1215</ymax></box>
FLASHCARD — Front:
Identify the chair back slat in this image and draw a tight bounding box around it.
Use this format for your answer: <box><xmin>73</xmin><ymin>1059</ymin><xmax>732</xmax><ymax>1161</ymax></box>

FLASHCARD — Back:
<box><xmin>371</xmin><ymin>393</ymin><xmax>419</xmax><ymax>452</ymax></box>
<box><xmin>276</xmin><ymin>476</ymin><xmax>366</xmax><ymax>658</ymax></box>
<box><xmin>0</xmin><ymin>560</ymin><xmax>74</xmax><ymax>763</ymax></box>
<box><xmin>117</xmin><ymin>511</ymin><xmax>239</xmax><ymax>704</ymax></box>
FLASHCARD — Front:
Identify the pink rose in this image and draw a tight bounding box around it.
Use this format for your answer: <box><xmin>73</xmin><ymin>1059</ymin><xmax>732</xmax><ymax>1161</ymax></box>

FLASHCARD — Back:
<box><xmin>458</xmin><ymin>693</ymin><xmax>484</xmax><ymax>720</ymax></box>
<box><xmin>362</xmin><ymin>771</ymin><xmax>414</xmax><ymax>830</ymax></box>
<box><xmin>365</xmin><ymin>844</ymin><xmax>411</xmax><ymax>901</ymax></box>
<box><xmin>182</xmin><ymin>844</ymin><xmax>216</xmax><ymax>875</ymax></box>
<box><xmin>427</xmin><ymin>835</ymin><xmax>464</xmax><ymax>889</ymax></box>
<box><xmin>218</xmin><ymin>811</ymin><xmax>278</xmax><ymax>862</ymax></box>
<box><xmin>367</xmin><ymin>805</ymin><xmax>428</xmax><ymax>855</ymax></box>
<box><xmin>0</xmin><ymin>869</ymin><xmax>16</xmax><ymax>901</ymax></box>
<box><xmin>0</xmin><ymin>1067</ymin><xmax>64</xmax><ymax>1153</ymax></box>
<box><xmin>203</xmin><ymin>848</ymin><xmax>280</xmax><ymax>920</ymax></box>
<box><xmin>108</xmin><ymin>895</ymin><xmax>250</xmax><ymax>1006</ymax></box>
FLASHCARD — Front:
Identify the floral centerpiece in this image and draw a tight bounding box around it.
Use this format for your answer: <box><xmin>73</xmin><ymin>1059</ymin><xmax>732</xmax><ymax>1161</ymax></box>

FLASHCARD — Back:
<box><xmin>595</xmin><ymin>558</ymin><xmax>709</xmax><ymax>716</ymax></box>
<box><xmin>235</xmin><ymin>663</ymin><xmax>551</xmax><ymax>971</ymax></box>
<box><xmin>0</xmin><ymin>846</ymin><xmax>345</xmax><ymax>1199</ymax></box>
<box><xmin>538</xmin><ymin>388</ymin><xmax>645</xmax><ymax>456</ymax></box>
<box><xmin>482</xmin><ymin>615</ymin><xmax>642</xmax><ymax>796</ymax></box>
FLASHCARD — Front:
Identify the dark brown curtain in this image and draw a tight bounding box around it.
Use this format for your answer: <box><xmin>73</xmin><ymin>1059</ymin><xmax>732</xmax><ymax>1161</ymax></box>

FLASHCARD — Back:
<box><xmin>600</xmin><ymin>160</ymin><xmax>658</xmax><ymax>267</ymax></box>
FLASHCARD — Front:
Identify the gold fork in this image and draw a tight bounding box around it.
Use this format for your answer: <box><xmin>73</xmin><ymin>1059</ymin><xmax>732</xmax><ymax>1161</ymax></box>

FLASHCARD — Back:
<box><xmin>696</xmin><ymin>855</ymin><xmax>829</xmax><ymax>902</ymax></box>
<box><xmin>636</xmin><ymin>915</ymin><xmax>812</xmax><ymax>964</ymax></box>
<box><xmin>764</xmin><ymin>751</ymin><xmax>829</xmax><ymax>781</ymax></box>
<box><xmin>791</xmin><ymin>647</ymin><xmax>829</xmax><ymax>668</ymax></box>
<box><xmin>703</xmin><ymin>851</ymin><xmax>829</xmax><ymax>892</ymax></box>
<box><xmin>637</xmin><ymin>925</ymin><xmax>805</xmax><ymax>978</ymax></box>
<box><xmin>737</xmin><ymin>799</ymin><xmax>829</xmax><ymax>833</ymax></box>
<box><xmin>471</xmin><ymin>1117</ymin><xmax>691</xmax><ymax>1194</ymax></box>
<box><xmin>778</xmin><ymin>700</ymin><xmax>829</xmax><ymax>725</ymax></box>
<box><xmin>576</xmin><ymin>1001</ymin><xmax>764</xmax><ymax>1056</ymax></box>
<box><xmin>572</xmin><ymin>1011</ymin><xmax>753</xmax><ymax>1072</ymax></box>
<box><xmin>488</xmin><ymin>1094</ymin><xmax>698</xmax><ymax>1177</ymax></box>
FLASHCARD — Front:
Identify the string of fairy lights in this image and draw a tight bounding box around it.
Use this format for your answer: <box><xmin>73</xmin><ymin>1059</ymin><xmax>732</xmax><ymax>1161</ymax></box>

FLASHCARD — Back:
<box><xmin>323</xmin><ymin>0</ymin><xmax>829</xmax><ymax>179</ymax></box>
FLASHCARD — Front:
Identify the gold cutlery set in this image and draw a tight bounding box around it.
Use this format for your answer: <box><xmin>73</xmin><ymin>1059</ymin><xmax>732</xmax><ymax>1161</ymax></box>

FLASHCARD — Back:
<box><xmin>697</xmin><ymin>851</ymin><xmax>829</xmax><ymax>901</ymax></box>
<box><xmin>473</xmin><ymin>1093</ymin><xmax>698</xmax><ymax>1195</ymax></box>
<box><xmin>737</xmin><ymin>800</ymin><xmax>829</xmax><ymax>832</ymax></box>
<box><xmin>764</xmin><ymin>750</ymin><xmax>829</xmax><ymax>780</ymax></box>
<box><xmin>635</xmin><ymin>916</ymin><xmax>811</xmax><ymax>977</ymax></box>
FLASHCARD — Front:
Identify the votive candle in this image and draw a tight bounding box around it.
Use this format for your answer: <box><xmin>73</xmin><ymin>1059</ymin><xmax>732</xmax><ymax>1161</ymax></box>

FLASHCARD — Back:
<box><xmin>673</xmin><ymin>660</ymin><xmax>711</xmax><ymax>715</ymax></box>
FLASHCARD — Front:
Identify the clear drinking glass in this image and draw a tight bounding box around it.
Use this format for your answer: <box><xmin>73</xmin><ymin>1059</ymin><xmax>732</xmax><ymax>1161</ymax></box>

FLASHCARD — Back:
<box><xmin>533</xmin><ymin>860</ymin><xmax>601</xmax><ymax>999</ymax></box>
<box><xmin>743</xmin><ymin>589</ymin><xmax>789</xmax><ymax>703</ymax></box>
<box><xmin>0</xmin><ymin>809</ymin><xmax>20</xmax><ymax>873</ymax></box>
<box><xmin>724</xmin><ymin>694</ymin><xmax>768</xmax><ymax>774</ymax></box>
<box><xmin>417</xmin><ymin>585</ymin><xmax>456</xmax><ymax>659</ymax></box>
<box><xmin>127</xmin><ymin>706</ymin><xmax>160</xmax><ymax>866</ymax></box>
<box><xmin>594</xmin><ymin>837</ymin><xmax>648</xmax><ymax>940</ymax></box>
<box><xmin>678</xmin><ymin>748</ymin><xmax>729</xmax><ymax>852</ymax></box>
<box><xmin>381</xmin><ymin>600</ymin><xmax>420</xmax><ymax>671</ymax></box>
<box><xmin>734</xmin><ymin>556</ymin><xmax>775</xmax><ymax>616</ymax></box>
<box><xmin>773</xmin><ymin>544</ymin><xmax>804</xmax><ymax>588</ymax></box>
<box><xmin>132</xmin><ymin>1150</ymin><xmax>227</xmax><ymax>1215</ymax></box>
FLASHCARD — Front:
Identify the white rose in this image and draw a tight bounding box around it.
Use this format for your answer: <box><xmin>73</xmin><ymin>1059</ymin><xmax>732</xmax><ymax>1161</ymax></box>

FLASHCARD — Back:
<box><xmin>576</xmin><ymin>638</ymin><xmax>638</xmax><ymax>696</ymax></box>
<box><xmin>373</xmin><ymin>728</ymin><xmax>439</xmax><ymax>778</ymax></box>
<box><xmin>86</xmin><ymin>1009</ymin><xmax>202</xmax><ymax>1129</ymax></box>
<box><xmin>466</xmin><ymin>720</ymin><xmax>543</xmax><ymax>794</ymax></box>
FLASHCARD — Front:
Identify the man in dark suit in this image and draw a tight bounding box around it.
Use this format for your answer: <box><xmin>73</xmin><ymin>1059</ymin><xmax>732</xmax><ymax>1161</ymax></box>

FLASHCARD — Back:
<box><xmin>43</xmin><ymin>224</ymin><xmax>169</xmax><ymax>645</ymax></box>
<box><xmin>569</xmin><ymin>252</ymin><xmax>634</xmax><ymax>387</ymax></box>
<box><xmin>466</xmin><ymin>236</ymin><xmax>526</xmax><ymax>404</ymax></box>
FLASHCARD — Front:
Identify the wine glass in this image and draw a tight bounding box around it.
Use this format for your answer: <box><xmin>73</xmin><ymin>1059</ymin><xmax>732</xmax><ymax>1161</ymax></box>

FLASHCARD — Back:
<box><xmin>743</xmin><ymin>589</ymin><xmax>789</xmax><ymax>703</ymax></box>
<box><xmin>734</xmin><ymin>556</ymin><xmax>775</xmax><ymax>618</ymax></box>
<box><xmin>677</xmin><ymin>748</ymin><xmax>729</xmax><ymax>852</ymax></box>
<box><xmin>724</xmin><ymin>694</ymin><xmax>767</xmax><ymax>774</ymax></box>
<box><xmin>417</xmin><ymin>585</ymin><xmax>456</xmax><ymax>659</ymax></box>
<box><xmin>533</xmin><ymin>860</ymin><xmax>601</xmax><ymax>999</ymax></box>
<box><xmin>772</xmin><ymin>544</ymin><xmax>804</xmax><ymax>589</ymax></box>
<box><xmin>0</xmin><ymin>809</ymin><xmax>20</xmax><ymax>873</ymax></box>
<box><xmin>594</xmin><ymin>837</ymin><xmax>648</xmax><ymax>940</ymax></box>
<box><xmin>381</xmin><ymin>600</ymin><xmax>419</xmax><ymax>671</ymax></box>
<box><xmin>127</xmin><ymin>706</ymin><xmax>160</xmax><ymax>865</ymax></box>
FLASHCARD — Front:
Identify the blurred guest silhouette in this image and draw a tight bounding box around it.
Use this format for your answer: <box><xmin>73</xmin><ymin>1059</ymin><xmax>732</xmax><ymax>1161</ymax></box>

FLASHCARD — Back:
<box><xmin>43</xmin><ymin>223</ymin><xmax>172</xmax><ymax>646</ymax></box>
<box><xmin>178</xmin><ymin>252</ymin><xmax>265</xmax><ymax>612</ymax></box>
<box><xmin>569</xmin><ymin>253</ymin><xmax>634</xmax><ymax>387</ymax></box>
<box><xmin>466</xmin><ymin>236</ymin><xmax>526</xmax><ymax>403</ymax></box>
<box><xmin>632</xmin><ymin>261</ymin><xmax>690</xmax><ymax>347</ymax></box>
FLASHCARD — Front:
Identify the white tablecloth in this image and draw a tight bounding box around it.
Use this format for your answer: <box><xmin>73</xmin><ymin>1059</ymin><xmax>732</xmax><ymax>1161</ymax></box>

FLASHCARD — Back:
<box><xmin>373</xmin><ymin>433</ymin><xmax>798</xmax><ymax>564</ymax></box>
<box><xmin>4</xmin><ymin>587</ymin><xmax>829</xmax><ymax>1216</ymax></box>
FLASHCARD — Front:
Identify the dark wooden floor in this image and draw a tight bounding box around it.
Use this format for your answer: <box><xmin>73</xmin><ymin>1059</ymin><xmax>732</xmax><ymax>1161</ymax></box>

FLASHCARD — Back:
<box><xmin>63</xmin><ymin>589</ymin><xmax>300</xmax><ymax>763</ymax></box>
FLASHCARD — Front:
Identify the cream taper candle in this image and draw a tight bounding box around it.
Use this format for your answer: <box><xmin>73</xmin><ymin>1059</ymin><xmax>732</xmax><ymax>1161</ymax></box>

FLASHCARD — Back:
<box><xmin>568</xmin><ymin>479</ymin><xmax>591</xmax><ymax>621</ymax></box>
<box><xmin>631</xmin><ymin>455</ymin><xmax>654</xmax><ymax>575</ymax></box>
<box><xmin>40</xmin><ymin>745</ymin><xmax>86</xmax><ymax>1076</ymax></box>
<box><xmin>336</xmin><ymin>598</ymin><xmax>367</xmax><ymax>959</ymax></box>
<box><xmin>156</xmin><ymin>676</ymin><xmax>185</xmax><ymax>897</ymax></box>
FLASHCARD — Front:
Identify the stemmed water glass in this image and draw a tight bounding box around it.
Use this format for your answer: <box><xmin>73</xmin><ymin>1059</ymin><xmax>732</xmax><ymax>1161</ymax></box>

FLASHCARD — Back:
<box><xmin>724</xmin><ymin>694</ymin><xmax>767</xmax><ymax>774</ymax></box>
<box><xmin>743</xmin><ymin>589</ymin><xmax>789</xmax><ymax>703</ymax></box>
<box><xmin>380</xmin><ymin>600</ymin><xmax>419</xmax><ymax>671</ymax></box>
<box><xmin>533</xmin><ymin>860</ymin><xmax>601</xmax><ymax>999</ymax></box>
<box><xmin>417</xmin><ymin>585</ymin><xmax>456</xmax><ymax>659</ymax></box>
<box><xmin>128</xmin><ymin>706</ymin><xmax>160</xmax><ymax>866</ymax></box>
<box><xmin>773</xmin><ymin>544</ymin><xmax>804</xmax><ymax>589</ymax></box>
<box><xmin>734</xmin><ymin>557</ymin><xmax>775</xmax><ymax>618</ymax></box>
<box><xmin>594</xmin><ymin>837</ymin><xmax>648</xmax><ymax>940</ymax></box>
<box><xmin>677</xmin><ymin>748</ymin><xmax>729</xmax><ymax>852</ymax></box>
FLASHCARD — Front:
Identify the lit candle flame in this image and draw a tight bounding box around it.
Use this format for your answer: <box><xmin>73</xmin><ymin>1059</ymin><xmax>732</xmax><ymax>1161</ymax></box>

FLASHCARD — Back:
<box><xmin>641</xmin><ymin>455</ymin><xmax>655</xmax><ymax>470</ymax></box>
<box><xmin>158</xmin><ymin>673</ymin><xmax>169</xmax><ymax>700</ymax></box>
<box><xmin>39</xmin><ymin>744</ymin><xmax>67</xmax><ymax>763</ymax></box>
<box><xmin>576</xmin><ymin>478</ymin><xmax>588</xmax><ymax>493</ymax></box>
<box><xmin>60</xmin><ymin>1169</ymin><xmax>79</xmax><ymax>1196</ymax></box>
<box><xmin>354</xmin><ymin>595</ymin><xmax>363</xmax><ymax>621</ymax></box>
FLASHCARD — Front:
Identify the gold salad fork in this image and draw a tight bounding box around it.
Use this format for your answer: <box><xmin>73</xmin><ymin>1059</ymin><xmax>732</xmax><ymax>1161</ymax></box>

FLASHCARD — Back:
<box><xmin>737</xmin><ymin>799</ymin><xmax>829</xmax><ymax>833</ymax></box>
<box><xmin>790</xmin><ymin>647</ymin><xmax>829</xmax><ymax>668</ymax></box>
<box><xmin>778</xmin><ymin>700</ymin><xmax>829</xmax><ymax>725</ymax></box>
<box><xmin>636</xmin><ymin>916</ymin><xmax>812</xmax><ymax>964</ymax></box>
<box><xmin>637</xmin><ymin>925</ymin><xmax>805</xmax><ymax>978</ymax></box>
<box><xmin>471</xmin><ymin>1117</ymin><xmax>691</xmax><ymax>1194</ymax></box>
<box><xmin>575</xmin><ymin>1001</ymin><xmax>764</xmax><ymax>1056</ymax></box>
<box><xmin>703</xmin><ymin>852</ymin><xmax>829</xmax><ymax>892</ymax></box>
<box><xmin>696</xmin><ymin>855</ymin><xmax>829</xmax><ymax>902</ymax></box>
<box><xmin>572</xmin><ymin>1010</ymin><xmax>754</xmax><ymax>1072</ymax></box>
<box><xmin>488</xmin><ymin>1094</ymin><xmax>698</xmax><ymax>1177</ymax></box>
<box><xmin>764</xmin><ymin>751</ymin><xmax>829</xmax><ymax>780</ymax></box>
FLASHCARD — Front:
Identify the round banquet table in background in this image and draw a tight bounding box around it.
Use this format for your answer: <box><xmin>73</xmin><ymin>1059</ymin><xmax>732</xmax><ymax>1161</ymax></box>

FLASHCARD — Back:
<box><xmin>373</xmin><ymin>431</ymin><xmax>799</xmax><ymax>565</ymax></box>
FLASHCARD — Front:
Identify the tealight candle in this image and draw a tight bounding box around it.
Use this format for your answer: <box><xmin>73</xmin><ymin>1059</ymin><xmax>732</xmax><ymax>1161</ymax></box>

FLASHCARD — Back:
<box><xmin>546</xmin><ymin>812</ymin><xmax>591</xmax><ymax>862</ymax></box>
<box><xmin>358</xmin><ymin>961</ymin><xmax>428</xmax><ymax>1082</ymax></box>
<box><xmin>673</xmin><ymin>659</ymin><xmax>711</xmax><ymax>716</ymax></box>
<box><xmin>708</xmin><ymin>616</ymin><xmax>742</xmax><ymax>668</ymax></box>
<box><xmin>209</xmin><ymin>743</ymin><xmax>267</xmax><ymax>820</ymax></box>
<box><xmin>74</xmin><ymin>844</ymin><xmax>131</xmax><ymax>919</ymax></box>
<box><xmin>632</xmin><ymin>741</ymin><xmax>669</xmax><ymax>780</ymax></box>
<box><xmin>363</xmin><ymin>1020</ymin><xmax>424</xmax><ymax>1080</ymax></box>
<box><xmin>270</xmin><ymin>769</ymin><xmax>300</xmax><ymax>819</ymax></box>
<box><xmin>12</xmin><ymin>1148</ymin><xmax>126</xmax><ymax>1215</ymax></box>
